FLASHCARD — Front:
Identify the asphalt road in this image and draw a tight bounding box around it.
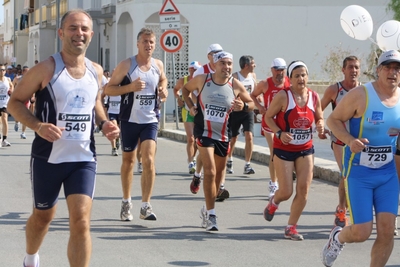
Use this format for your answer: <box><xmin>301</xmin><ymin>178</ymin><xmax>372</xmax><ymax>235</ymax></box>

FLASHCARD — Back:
<box><xmin>1</xmin><ymin>128</ymin><xmax>400</xmax><ymax>267</ymax></box>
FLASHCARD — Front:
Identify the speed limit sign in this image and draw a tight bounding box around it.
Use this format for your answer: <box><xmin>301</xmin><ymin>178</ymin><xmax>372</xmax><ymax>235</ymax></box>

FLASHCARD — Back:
<box><xmin>160</xmin><ymin>30</ymin><xmax>183</xmax><ymax>53</ymax></box>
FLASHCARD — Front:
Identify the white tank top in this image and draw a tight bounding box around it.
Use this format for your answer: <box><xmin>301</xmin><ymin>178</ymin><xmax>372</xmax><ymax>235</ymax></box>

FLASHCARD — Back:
<box><xmin>236</xmin><ymin>72</ymin><xmax>255</xmax><ymax>94</ymax></box>
<box><xmin>107</xmin><ymin>95</ymin><xmax>121</xmax><ymax>114</ymax></box>
<box><xmin>32</xmin><ymin>53</ymin><xmax>99</xmax><ymax>164</ymax></box>
<box><xmin>119</xmin><ymin>56</ymin><xmax>160</xmax><ymax>124</ymax></box>
<box><xmin>0</xmin><ymin>77</ymin><xmax>10</xmax><ymax>108</ymax></box>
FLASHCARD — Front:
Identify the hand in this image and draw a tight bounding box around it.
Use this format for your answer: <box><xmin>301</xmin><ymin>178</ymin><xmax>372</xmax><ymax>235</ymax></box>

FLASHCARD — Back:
<box><xmin>36</xmin><ymin>123</ymin><xmax>64</xmax><ymax>143</ymax></box>
<box><xmin>101</xmin><ymin>121</ymin><xmax>120</xmax><ymax>141</ymax></box>
<box><xmin>132</xmin><ymin>77</ymin><xmax>146</xmax><ymax>92</ymax></box>
<box><xmin>190</xmin><ymin>105</ymin><xmax>198</xmax><ymax>116</ymax></box>
<box><xmin>258</xmin><ymin>106</ymin><xmax>267</xmax><ymax>115</ymax></box>
<box><xmin>177</xmin><ymin>97</ymin><xmax>184</xmax><ymax>107</ymax></box>
<box><xmin>349</xmin><ymin>138</ymin><xmax>369</xmax><ymax>153</ymax></box>
<box><xmin>315</xmin><ymin>120</ymin><xmax>324</xmax><ymax>135</ymax></box>
<box><xmin>280</xmin><ymin>132</ymin><xmax>293</xmax><ymax>145</ymax></box>
<box><xmin>231</xmin><ymin>97</ymin><xmax>244</xmax><ymax>111</ymax></box>
<box><xmin>158</xmin><ymin>86</ymin><xmax>168</xmax><ymax>100</ymax></box>
<box><xmin>318</xmin><ymin>132</ymin><xmax>328</xmax><ymax>140</ymax></box>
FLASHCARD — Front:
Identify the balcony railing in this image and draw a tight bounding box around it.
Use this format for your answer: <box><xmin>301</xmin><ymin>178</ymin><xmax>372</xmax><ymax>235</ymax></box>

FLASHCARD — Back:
<box><xmin>101</xmin><ymin>0</ymin><xmax>116</xmax><ymax>7</ymax></box>
<box><xmin>26</xmin><ymin>0</ymin><xmax>68</xmax><ymax>27</ymax></box>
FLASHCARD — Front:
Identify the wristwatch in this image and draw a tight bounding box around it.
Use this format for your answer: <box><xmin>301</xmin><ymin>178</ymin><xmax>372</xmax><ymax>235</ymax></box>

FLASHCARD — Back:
<box><xmin>99</xmin><ymin>120</ymin><xmax>107</xmax><ymax>131</ymax></box>
<box><xmin>275</xmin><ymin>130</ymin><xmax>282</xmax><ymax>139</ymax></box>
<box><xmin>242</xmin><ymin>102</ymin><xmax>249</xmax><ymax>111</ymax></box>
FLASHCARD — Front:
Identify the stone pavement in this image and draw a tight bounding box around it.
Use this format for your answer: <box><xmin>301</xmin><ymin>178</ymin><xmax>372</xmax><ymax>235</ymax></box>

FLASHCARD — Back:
<box><xmin>3</xmin><ymin>119</ymin><xmax>400</xmax><ymax>266</ymax></box>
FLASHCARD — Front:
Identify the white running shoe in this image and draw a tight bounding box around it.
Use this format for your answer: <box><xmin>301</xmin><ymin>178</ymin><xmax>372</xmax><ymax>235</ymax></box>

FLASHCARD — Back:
<box><xmin>2</xmin><ymin>140</ymin><xmax>11</xmax><ymax>147</ymax></box>
<box><xmin>243</xmin><ymin>164</ymin><xmax>255</xmax><ymax>174</ymax></box>
<box><xmin>199</xmin><ymin>206</ymin><xmax>207</xmax><ymax>228</ymax></box>
<box><xmin>14</xmin><ymin>122</ymin><xmax>19</xmax><ymax>132</ymax></box>
<box><xmin>137</xmin><ymin>162</ymin><xmax>143</xmax><ymax>173</ymax></box>
<box><xmin>120</xmin><ymin>201</ymin><xmax>133</xmax><ymax>221</ymax></box>
<box><xmin>206</xmin><ymin>214</ymin><xmax>218</xmax><ymax>231</ymax></box>
<box><xmin>321</xmin><ymin>226</ymin><xmax>345</xmax><ymax>266</ymax></box>
<box><xmin>20</xmin><ymin>133</ymin><xmax>26</xmax><ymax>139</ymax></box>
<box><xmin>226</xmin><ymin>160</ymin><xmax>234</xmax><ymax>174</ymax></box>
<box><xmin>140</xmin><ymin>204</ymin><xmax>157</xmax><ymax>220</ymax></box>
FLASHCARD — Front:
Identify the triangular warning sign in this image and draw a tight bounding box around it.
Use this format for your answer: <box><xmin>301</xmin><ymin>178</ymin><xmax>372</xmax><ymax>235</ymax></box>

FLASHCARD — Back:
<box><xmin>159</xmin><ymin>0</ymin><xmax>180</xmax><ymax>15</ymax></box>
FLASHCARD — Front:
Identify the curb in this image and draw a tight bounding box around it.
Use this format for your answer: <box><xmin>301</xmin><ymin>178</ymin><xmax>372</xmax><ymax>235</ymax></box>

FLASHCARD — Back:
<box><xmin>159</xmin><ymin>129</ymin><xmax>341</xmax><ymax>185</ymax></box>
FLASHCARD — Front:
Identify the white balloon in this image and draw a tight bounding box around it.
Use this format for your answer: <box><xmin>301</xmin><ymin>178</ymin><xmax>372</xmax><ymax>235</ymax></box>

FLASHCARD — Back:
<box><xmin>340</xmin><ymin>5</ymin><xmax>373</xmax><ymax>40</ymax></box>
<box><xmin>376</xmin><ymin>20</ymin><xmax>400</xmax><ymax>51</ymax></box>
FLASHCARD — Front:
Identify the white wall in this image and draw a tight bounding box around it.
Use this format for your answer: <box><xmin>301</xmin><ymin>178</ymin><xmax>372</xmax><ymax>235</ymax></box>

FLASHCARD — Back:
<box><xmin>38</xmin><ymin>28</ymin><xmax>56</xmax><ymax>61</ymax></box>
<box><xmin>111</xmin><ymin>0</ymin><xmax>393</xmax><ymax>115</ymax></box>
<box><xmin>112</xmin><ymin>0</ymin><xmax>391</xmax><ymax>79</ymax></box>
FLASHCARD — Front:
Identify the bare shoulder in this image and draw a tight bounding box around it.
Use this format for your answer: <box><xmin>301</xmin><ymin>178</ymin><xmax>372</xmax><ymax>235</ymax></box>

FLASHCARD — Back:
<box><xmin>348</xmin><ymin>85</ymin><xmax>366</xmax><ymax>97</ymax></box>
<box><xmin>323</xmin><ymin>83</ymin><xmax>339</xmax><ymax>96</ymax></box>
<box><xmin>90</xmin><ymin>61</ymin><xmax>104</xmax><ymax>77</ymax></box>
<box><xmin>28</xmin><ymin>57</ymin><xmax>56</xmax><ymax>88</ymax></box>
<box><xmin>153</xmin><ymin>58</ymin><xmax>164</xmax><ymax>71</ymax></box>
<box><xmin>186</xmin><ymin>74</ymin><xmax>206</xmax><ymax>90</ymax></box>
<box><xmin>233</xmin><ymin>76</ymin><xmax>244</xmax><ymax>89</ymax></box>
<box><xmin>258</xmin><ymin>79</ymin><xmax>268</xmax><ymax>90</ymax></box>
<box><xmin>116</xmin><ymin>57</ymin><xmax>132</xmax><ymax>72</ymax></box>
<box><xmin>340</xmin><ymin>85</ymin><xmax>366</xmax><ymax>108</ymax></box>
<box><xmin>274</xmin><ymin>88</ymin><xmax>288</xmax><ymax>100</ymax></box>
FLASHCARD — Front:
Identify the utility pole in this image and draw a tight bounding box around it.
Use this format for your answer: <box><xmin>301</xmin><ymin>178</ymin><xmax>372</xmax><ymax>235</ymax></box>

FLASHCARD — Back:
<box><xmin>56</xmin><ymin>0</ymin><xmax>60</xmax><ymax>52</ymax></box>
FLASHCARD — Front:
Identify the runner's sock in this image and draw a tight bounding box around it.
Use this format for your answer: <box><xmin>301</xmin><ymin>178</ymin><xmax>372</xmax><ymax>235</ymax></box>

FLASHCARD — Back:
<box><xmin>24</xmin><ymin>252</ymin><xmax>39</xmax><ymax>267</ymax></box>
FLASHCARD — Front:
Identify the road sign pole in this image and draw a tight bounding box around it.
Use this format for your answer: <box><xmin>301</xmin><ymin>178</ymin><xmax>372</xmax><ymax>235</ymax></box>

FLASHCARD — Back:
<box><xmin>172</xmin><ymin>54</ymin><xmax>180</xmax><ymax>129</ymax></box>
<box><xmin>159</xmin><ymin>0</ymin><xmax>181</xmax><ymax>130</ymax></box>
<box><xmin>160</xmin><ymin>39</ymin><xmax>166</xmax><ymax>131</ymax></box>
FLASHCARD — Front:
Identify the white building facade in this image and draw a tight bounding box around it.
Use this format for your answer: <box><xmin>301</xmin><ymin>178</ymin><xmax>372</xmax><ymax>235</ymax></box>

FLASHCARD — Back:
<box><xmin>4</xmin><ymin>0</ymin><xmax>394</xmax><ymax>114</ymax></box>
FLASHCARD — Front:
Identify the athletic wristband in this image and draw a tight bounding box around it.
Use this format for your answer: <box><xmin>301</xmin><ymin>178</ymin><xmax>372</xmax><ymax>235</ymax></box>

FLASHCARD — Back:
<box><xmin>275</xmin><ymin>130</ymin><xmax>282</xmax><ymax>139</ymax></box>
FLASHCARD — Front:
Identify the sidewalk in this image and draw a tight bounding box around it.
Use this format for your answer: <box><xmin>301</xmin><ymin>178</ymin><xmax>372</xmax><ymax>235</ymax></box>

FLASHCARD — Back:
<box><xmin>159</xmin><ymin>119</ymin><xmax>341</xmax><ymax>184</ymax></box>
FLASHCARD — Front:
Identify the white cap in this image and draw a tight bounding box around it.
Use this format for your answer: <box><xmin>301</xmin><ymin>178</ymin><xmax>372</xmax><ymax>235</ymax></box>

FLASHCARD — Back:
<box><xmin>207</xmin><ymin>43</ymin><xmax>223</xmax><ymax>54</ymax></box>
<box><xmin>377</xmin><ymin>50</ymin><xmax>400</xmax><ymax>66</ymax></box>
<box><xmin>213</xmin><ymin>51</ymin><xmax>233</xmax><ymax>63</ymax></box>
<box><xmin>7</xmin><ymin>65</ymin><xmax>12</xmax><ymax>69</ymax></box>
<box><xmin>189</xmin><ymin>61</ymin><xmax>201</xmax><ymax>70</ymax></box>
<box><xmin>271</xmin><ymin>58</ymin><xmax>287</xmax><ymax>70</ymax></box>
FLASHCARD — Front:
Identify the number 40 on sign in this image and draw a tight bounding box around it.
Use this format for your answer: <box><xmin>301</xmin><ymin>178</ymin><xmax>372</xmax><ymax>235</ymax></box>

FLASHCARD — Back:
<box><xmin>160</xmin><ymin>30</ymin><xmax>183</xmax><ymax>53</ymax></box>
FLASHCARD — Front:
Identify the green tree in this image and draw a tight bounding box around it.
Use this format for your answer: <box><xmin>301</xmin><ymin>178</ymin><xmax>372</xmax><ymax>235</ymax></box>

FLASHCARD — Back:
<box><xmin>387</xmin><ymin>0</ymin><xmax>400</xmax><ymax>20</ymax></box>
<box><xmin>320</xmin><ymin>44</ymin><xmax>358</xmax><ymax>83</ymax></box>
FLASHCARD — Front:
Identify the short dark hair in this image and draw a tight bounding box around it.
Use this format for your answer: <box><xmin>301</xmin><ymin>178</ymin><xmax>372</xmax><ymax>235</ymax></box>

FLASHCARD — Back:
<box><xmin>239</xmin><ymin>55</ymin><xmax>254</xmax><ymax>69</ymax></box>
<box><xmin>60</xmin><ymin>9</ymin><xmax>92</xmax><ymax>29</ymax></box>
<box><xmin>137</xmin><ymin>28</ymin><xmax>155</xmax><ymax>41</ymax></box>
<box><xmin>343</xmin><ymin>56</ymin><xmax>359</xmax><ymax>68</ymax></box>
